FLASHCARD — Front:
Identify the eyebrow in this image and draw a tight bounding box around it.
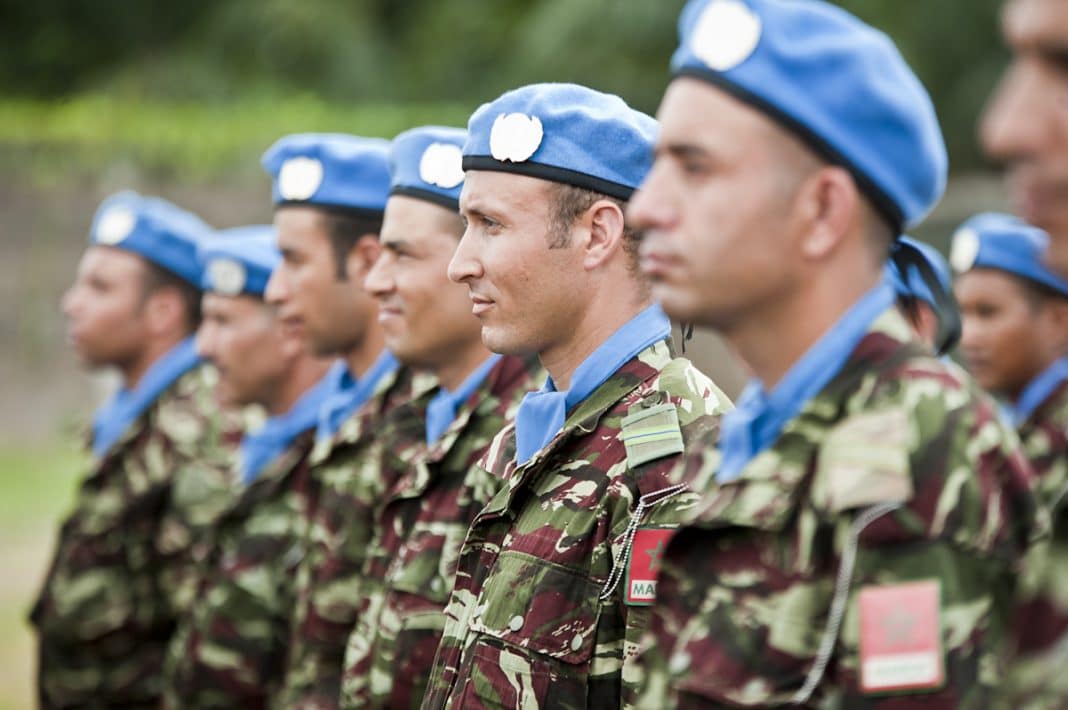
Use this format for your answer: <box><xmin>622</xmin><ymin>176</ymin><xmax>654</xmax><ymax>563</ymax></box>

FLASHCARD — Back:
<box><xmin>657</xmin><ymin>142</ymin><xmax>712</xmax><ymax>161</ymax></box>
<box><xmin>382</xmin><ymin>238</ymin><xmax>412</xmax><ymax>253</ymax></box>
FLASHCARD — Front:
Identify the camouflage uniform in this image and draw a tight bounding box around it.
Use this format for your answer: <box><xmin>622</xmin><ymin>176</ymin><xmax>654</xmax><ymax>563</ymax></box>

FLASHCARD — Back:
<box><xmin>421</xmin><ymin>339</ymin><xmax>731</xmax><ymax>709</ymax></box>
<box><xmin>633</xmin><ymin>308</ymin><xmax>1039</xmax><ymax>708</ymax></box>
<box><xmin>340</xmin><ymin>355</ymin><xmax>544</xmax><ymax>708</ymax></box>
<box><xmin>1004</xmin><ymin>381</ymin><xmax>1068</xmax><ymax>707</ymax></box>
<box><xmin>162</xmin><ymin>426</ymin><xmax>319</xmax><ymax>709</ymax></box>
<box><xmin>278</xmin><ymin>366</ymin><xmax>437</xmax><ymax>709</ymax></box>
<box><xmin>30</xmin><ymin>364</ymin><xmax>239</xmax><ymax>709</ymax></box>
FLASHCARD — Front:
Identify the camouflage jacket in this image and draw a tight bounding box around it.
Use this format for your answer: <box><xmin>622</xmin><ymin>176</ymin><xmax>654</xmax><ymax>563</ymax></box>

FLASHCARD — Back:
<box><xmin>632</xmin><ymin>308</ymin><xmax>1039</xmax><ymax>709</ymax></box>
<box><xmin>1004</xmin><ymin>380</ymin><xmax>1068</xmax><ymax>706</ymax></box>
<box><xmin>340</xmin><ymin>355</ymin><xmax>544</xmax><ymax>709</ymax></box>
<box><xmin>277</xmin><ymin>366</ymin><xmax>438</xmax><ymax>709</ymax></box>
<box><xmin>30</xmin><ymin>364</ymin><xmax>239</xmax><ymax>709</ymax></box>
<box><xmin>420</xmin><ymin>339</ymin><xmax>732</xmax><ymax>710</ymax></box>
<box><xmin>162</xmin><ymin>425</ymin><xmax>319</xmax><ymax>709</ymax></box>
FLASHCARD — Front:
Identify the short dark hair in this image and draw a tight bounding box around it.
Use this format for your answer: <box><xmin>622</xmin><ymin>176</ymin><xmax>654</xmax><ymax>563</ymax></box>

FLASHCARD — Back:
<box><xmin>546</xmin><ymin>183</ymin><xmax>641</xmax><ymax>263</ymax></box>
<box><xmin>140</xmin><ymin>261</ymin><xmax>202</xmax><ymax>333</ymax></box>
<box><xmin>318</xmin><ymin>210</ymin><xmax>384</xmax><ymax>280</ymax></box>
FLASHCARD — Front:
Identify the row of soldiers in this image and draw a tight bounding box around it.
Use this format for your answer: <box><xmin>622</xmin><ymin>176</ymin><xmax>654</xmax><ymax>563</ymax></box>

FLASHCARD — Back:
<box><xmin>27</xmin><ymin>0</ymin><xmax>1068</xmax><ymax>707</ymax></box>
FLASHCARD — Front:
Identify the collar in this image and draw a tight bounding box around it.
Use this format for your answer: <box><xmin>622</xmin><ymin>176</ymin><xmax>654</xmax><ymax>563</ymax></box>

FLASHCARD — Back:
<box><xmin>315</xmin><ymin>350</ymin><xmax>400</xmax><ymax>442</ymax></box>
<box><xmin>240</xmin><ymin>368</ymin><xmax>335</xmax><ymax>483</ymax></box>
<box><xmin>91</xmin><ymin>337</ymin><xmax>202</xmax><ymax>458</ymax></box>
<box><xmin>514</xmin><ymin>304</ymin><xmax>672</xmax><ymax>465</ymax></box>
<box><xmin>425</xmin><ymin>354</ymin><xmax>502</xmax><ymax>444</ymax></box>
<box><xmin>1012</xmin><ymin>355</ymin><xmax>1068</xmax><ymax>427</ymax></box>
<box><xmin>717</xmin><ymin>282</ymin><xmax>896</xmax><ymax>483</ymax></box>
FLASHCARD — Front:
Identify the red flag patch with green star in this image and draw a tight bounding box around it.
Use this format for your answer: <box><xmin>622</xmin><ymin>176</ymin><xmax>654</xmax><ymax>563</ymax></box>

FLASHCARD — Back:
<box><xmin>625</xmin><ymin>527</ymin><xmax>675</xmax><ymax>606</ymax></box>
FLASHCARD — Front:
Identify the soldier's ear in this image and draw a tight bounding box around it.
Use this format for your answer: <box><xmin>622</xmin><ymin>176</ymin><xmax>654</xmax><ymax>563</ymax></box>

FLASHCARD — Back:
<box><xmin>345</xmin><ymin>234</ymin><xmax>383</xmax><ymax>282</ymax></box>
<box><xmin>142</xmin><ymin>286</ymin><xmax>187</xmax><ymax>338</ymax></box>
<box><xmin>581</xmin><ymin>199</ymin><xmax>626</xmax><ymax>272</ymax></box>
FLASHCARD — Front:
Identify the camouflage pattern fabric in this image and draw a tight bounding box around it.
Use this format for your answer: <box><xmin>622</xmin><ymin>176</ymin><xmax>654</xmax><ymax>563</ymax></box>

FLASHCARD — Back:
<box><xmin>341</xmin><ymin>355</ymin><xmax>544</xmax><ymax>709</ymax></box>
<box><xmin>30</xmin><ymin>364</ymin><xmax>240</xmax><ymax>709</ymax></box>
<box><xmin>162</xmin><ymin>427</ymin><xmax>318</xmax><ymax>709</ymax></box>
<box><xmin>632</xmin><ymin>308</ymin><xmax>1040</xmax><ymax>709</ymax></box>
<box><xmin>1003</xmin><ymin>381</ymin><xmax>1068</xmax><ymax>708</ymax></box>
<box><xmin>421</xmin><ymin>339</ymin><xmax>731</xmax><ymax>709</ymax></box>
<box><xmin>277</xmin><ymin>366</ymin><xmax>438</xmax><ymax>709</ymax></box>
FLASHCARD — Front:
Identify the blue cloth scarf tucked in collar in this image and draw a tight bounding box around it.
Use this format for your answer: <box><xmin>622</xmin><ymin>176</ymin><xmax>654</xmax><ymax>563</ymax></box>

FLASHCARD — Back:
<box><xmin>425</xmin><ymin>354</ymin><xmax>502</xmax><ymax>444</ymax></box>
<box><xmin>1011</xmin><ymin>355</ymin><xmax>1068</xmax><ymax>427</ymax></box>
<box><xmin>91</xmin><ymin>337</ymin><xmax>201</xmax><ymax>458</ymax></box>
<box><xmin>315</xmin><ymin>350</ymin><xmax>400</xmax><ymax>442</ymax></box>
<box><xmin>717</xmin><ymin>283</ymin><xmax>896</xmax><ymax>483</ymax></box>
<box><xmin>240</xmin><ymin>369</ymin><xmax>336</xmax><ymax>484</ymax></box>
<box><xmin>514</xmin><ymin>304</ymin><xmax>672</xmax><ymax>466</ymax></box>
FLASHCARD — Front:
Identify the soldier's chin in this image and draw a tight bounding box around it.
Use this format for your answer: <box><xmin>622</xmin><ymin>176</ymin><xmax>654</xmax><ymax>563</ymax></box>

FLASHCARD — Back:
<box><xmin>479</xmin><ymin>325</ymin><xmax>529</xmax><ymax>357</ymax></box>
<box><xmin>651</xmin><ymin>284</ymin><xmax>704</xmax><ymax>324</ymax></box>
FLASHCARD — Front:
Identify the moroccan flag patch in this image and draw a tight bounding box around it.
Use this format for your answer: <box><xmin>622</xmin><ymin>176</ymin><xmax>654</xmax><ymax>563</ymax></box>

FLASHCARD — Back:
<box><xmin>625</xmin><ymin>527</ymin><xmax>676</xmax><ymax>606</ymax></box>
<box><xmin>858</xmin><ymin>580</ymin><xmax>945</xmax><ymax>694</ymax></box>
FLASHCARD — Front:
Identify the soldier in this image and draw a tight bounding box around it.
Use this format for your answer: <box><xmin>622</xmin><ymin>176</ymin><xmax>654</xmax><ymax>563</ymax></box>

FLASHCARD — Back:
<box><xmin>420</xmin><ymin>83</ymin><xmax>733</xmax><ymax>709</ymax></box>
<box><xmin>982</xmin><ymin>0</ymin><xmax>1068</xmax><ymax>276</ymax></box>
<box><xmin>340</xmin><ymin>126</ymin><xmax>544</xmax><ymax>708</ymax></box>
<box><xmin>261</xmin><ymin>134</ymin><xmax>435</xmax><ymax>708</ymax></box>
<box><xmin>162</xmin><ymin>225</ymin><xmax>334</xmax><ymax>707</ymax></box>
<box><xmin>627</xmin><ymin>0</ymin><xmax>1038</xmax><ymax>706</ymax></box>
<box><xmin>950</xmin><ymin>213</ymin><xmax>1068</xmax><ymax>704</ymax></box>
<box><xmin>31</xmin><ymin>191</ymin><xmax>239</xmax><ymax>708</ymax></box>
<box><xmin>885</xmin><ymin>236</ymin><xmax>960</xmax><ymax>355</ymax></box>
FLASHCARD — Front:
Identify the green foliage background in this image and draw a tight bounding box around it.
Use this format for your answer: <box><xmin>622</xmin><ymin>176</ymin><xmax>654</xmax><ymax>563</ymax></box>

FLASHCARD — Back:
<box><xmin>0</xmin><ymin>0</ymin><xmax>1007</xmax><ymax>178</ymax></box>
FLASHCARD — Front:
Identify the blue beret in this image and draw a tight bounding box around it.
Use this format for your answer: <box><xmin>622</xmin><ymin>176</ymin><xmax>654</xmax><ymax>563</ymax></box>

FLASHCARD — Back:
<box><xmin>198</xmin><ymin>225</ymin><xmax>279</xmax><ymax>297</ymax></box>
<box><xmin>671</xmin><ymin>0</ymin><xmax>947</xmax><ymax>231</ymax></box>
<box><xmin>261</xmin><ymin>133</ymin><xmax>391</xmax><ymax>215</ymax></box>
<box><xmin>89</xmin><ymin>190</ymin><xmax>210</xmax><ymax>287</ymax></box>
<box><xmin>951</xmin><ymin>213</ymin><xmax>1068</xmax><ymax>297</ymax></box>
<box><xmin>462</xmin><ymin>83</ymin><xmax>658</xmax><ymax>201</ymax></box>
<box><xmin>886</xmin><ymin>236</ymin><xmax>959</xmax><ymax>354</ymax></box>
<box><xmin>389</xmin><ymin>126</ymin><xmax>467</xmax><ymax>211</ymax></box>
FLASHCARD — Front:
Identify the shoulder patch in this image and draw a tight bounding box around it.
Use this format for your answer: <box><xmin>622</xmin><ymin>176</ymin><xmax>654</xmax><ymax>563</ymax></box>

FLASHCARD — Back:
<box><xmin>621</xmin><ymin>399</ymin><xmax>685</xmax><ymax>468</ymax></box>
<box><xmin>625</xmin><ymin>526</ymin><xmax>676</xmax><ymax>606</ymax></box>
<box><xmin>814</xmin><ymin>408</ymin><xmax>913</xmax><ymax>513</ymax></box>
<box><xmin>858</xmin><ymin>580</ymin><xmax>945</xmax><ymax>694</ymax></box>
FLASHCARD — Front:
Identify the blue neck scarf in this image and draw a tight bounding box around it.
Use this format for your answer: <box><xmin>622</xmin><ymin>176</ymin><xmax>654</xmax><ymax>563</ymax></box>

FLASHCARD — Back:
<box><xmin>1012</xmin><ymin>355</ymin><xmax>1068</xmax><ymax>427</ymax></box>
<box><xmin>240</xmin><ymin>369</ymin><xmax>335</xmax><ymax>484</ymax></box>
<box><xmin>717</xmin><ymin>283</ymin><xmax>896</xmax><ymax>483</ymax></box>
<box><xmin>514</xmin><ymin>304</ymin><xmax>672</xmax><ymax>465</ymax></box>
<box><xmin>91</xmin><ymin>337</ymin><xmax>202</xmax><ymax>458</ymax></box>
<box><xmin>425</xmin><ymin>354</ymin><xmax>502</xmax><ymax>444</ymax></box>
<box><xmin>315</xmin><ymin>350</ymin><xmax>400</xmax><ymax>442</ymax></box>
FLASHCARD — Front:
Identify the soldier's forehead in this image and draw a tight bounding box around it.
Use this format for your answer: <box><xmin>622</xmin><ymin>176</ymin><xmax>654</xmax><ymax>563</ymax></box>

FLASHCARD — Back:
<box><xmin>1004</xmin><ymin>0</ymin><xmax>1068</xmax><ymax>49</ymax></box>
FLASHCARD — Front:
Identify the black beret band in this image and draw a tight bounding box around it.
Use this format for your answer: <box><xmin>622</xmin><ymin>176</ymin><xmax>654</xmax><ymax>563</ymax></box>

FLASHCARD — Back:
<box><xmin>462</xmin><ymin>156</ymin><xmax>636</xmax><ymax>202</ymax></box>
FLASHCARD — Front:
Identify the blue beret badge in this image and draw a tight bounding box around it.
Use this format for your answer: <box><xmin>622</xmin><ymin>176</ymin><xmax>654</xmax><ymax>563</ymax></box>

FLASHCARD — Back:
<box><xmin>419</xmin><ymin>142</ymin><xmax>465</xmax><ymax>189</ymax></box>
<box><xmin>95</xmin><ymin>205</ymin><xmax>137</xmax><ymax>246</ymax></box>
<box><xmin>949</xmin><ymin>227</ymin><xmax>980</xmax><ymax>273</ymax></box>
<box><xmin>278</xmin><ymin>156</ymin><xmax>325</xmax><ymax>201</ymax></box>
<box><xmin>489</xmin><ymin>113</ymin><xmax>544</xmax><ymax>163</ymax></box>
<box><xmin>692</xmin><ymin>0</ymin><xmax>762</xmax><ymax>71</ymax></box>
<box><xmin>207</xmin><ymin>257</ymin><xmax>248</xmax><ymax>296</ymax></box>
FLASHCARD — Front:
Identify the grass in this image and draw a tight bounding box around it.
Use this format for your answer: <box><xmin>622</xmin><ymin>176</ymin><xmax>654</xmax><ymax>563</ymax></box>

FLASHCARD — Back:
<box><xmin>0</xmin><ymin>95</ymin><xmax>474</xmax><ymax>185</ymax></box>
<box><xmin>0</xmin><ymin>441</ymin><xmax>85</xmax><ymax>710</ymax></box>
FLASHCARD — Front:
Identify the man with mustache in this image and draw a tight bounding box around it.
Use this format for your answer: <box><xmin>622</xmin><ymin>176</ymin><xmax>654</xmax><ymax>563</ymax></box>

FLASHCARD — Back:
<box><xmin>627</xmin><ymin>0</ymin><xmax>1039</xmax><ymax>705</ymax></box>
<box><xmin>341</xmin><ymin>125</ymin><xmax>544</xmax><ymax>708</ymax></box>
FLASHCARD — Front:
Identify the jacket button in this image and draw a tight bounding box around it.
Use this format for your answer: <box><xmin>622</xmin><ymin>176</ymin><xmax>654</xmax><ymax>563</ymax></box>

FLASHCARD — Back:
<box><xmin>508</xmin><ymin>615</ymin><xmax>524</xmax><ymax>631</ymax></box>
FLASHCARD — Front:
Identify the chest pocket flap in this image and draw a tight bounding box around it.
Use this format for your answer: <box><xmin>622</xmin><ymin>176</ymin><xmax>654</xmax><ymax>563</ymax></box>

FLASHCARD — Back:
<box><xmin>470</xmin><ymin>549</ymin><xmax>601</xmax><ymax>664</ymax></box>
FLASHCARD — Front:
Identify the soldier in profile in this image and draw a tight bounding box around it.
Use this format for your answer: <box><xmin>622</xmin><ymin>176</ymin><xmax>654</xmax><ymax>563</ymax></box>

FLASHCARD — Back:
<box><xmin>31</xmin><ymin>192</ymin><xmax>239</xmax><ymax>708</ymax></box>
